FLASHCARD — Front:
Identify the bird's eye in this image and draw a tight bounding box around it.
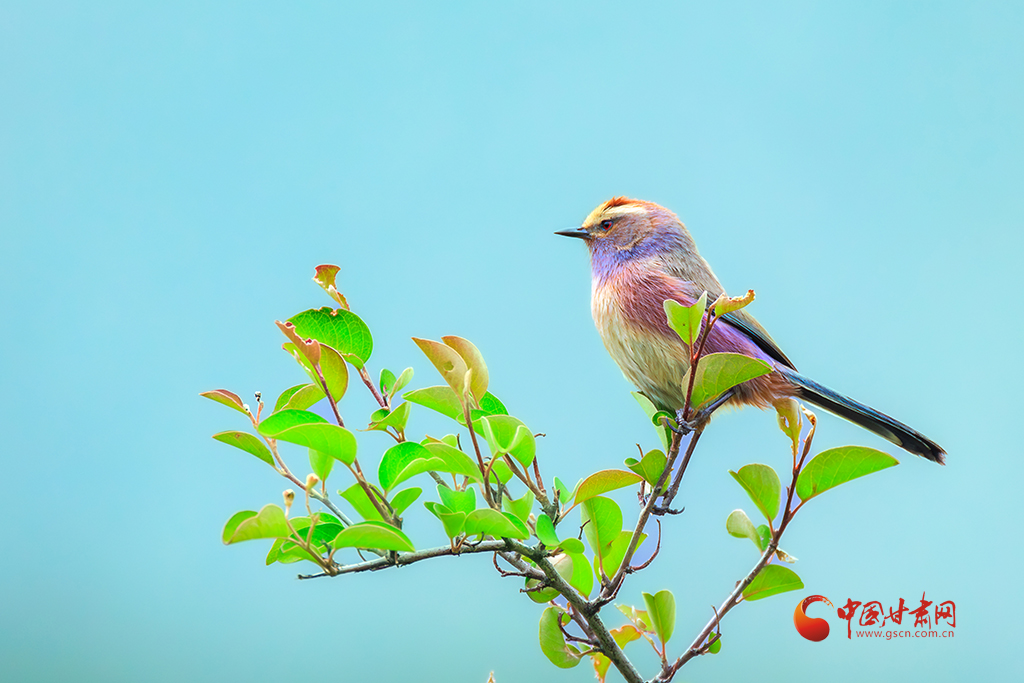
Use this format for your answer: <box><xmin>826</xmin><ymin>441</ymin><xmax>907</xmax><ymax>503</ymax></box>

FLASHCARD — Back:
<box><xmin>600</xmin><ymin>219</ymin><xmax>613</xmax><ymax>230</ymax></box>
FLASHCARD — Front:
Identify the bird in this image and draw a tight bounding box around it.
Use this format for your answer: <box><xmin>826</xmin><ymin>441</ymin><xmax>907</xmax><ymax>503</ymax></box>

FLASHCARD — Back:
<box><xmin>556</xmin><ymin>196</ymin><xmax>946</xmax><ymax>464</ymax></box>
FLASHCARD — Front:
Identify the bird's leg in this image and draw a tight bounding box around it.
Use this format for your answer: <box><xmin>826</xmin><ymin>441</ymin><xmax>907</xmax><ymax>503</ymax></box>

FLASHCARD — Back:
<box><xmin>671</xmin><ymin>388</ymin><xmax>735</xmax><ymax>434</ymax></box>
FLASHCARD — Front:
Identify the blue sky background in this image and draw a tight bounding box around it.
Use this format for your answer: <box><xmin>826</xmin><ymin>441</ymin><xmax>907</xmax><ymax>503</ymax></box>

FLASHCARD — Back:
<box><xmin>2</xmin><ymin>2</ymin><xmax>1022</xmax><ymax>681</ymax></box>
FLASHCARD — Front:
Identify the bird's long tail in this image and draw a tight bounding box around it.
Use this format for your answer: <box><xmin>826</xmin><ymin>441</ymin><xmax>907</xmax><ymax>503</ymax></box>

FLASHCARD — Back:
<box><xmin>778</xmin><ymin>368</ymin><xmax>946</xmax><ymax>464</ymax></box>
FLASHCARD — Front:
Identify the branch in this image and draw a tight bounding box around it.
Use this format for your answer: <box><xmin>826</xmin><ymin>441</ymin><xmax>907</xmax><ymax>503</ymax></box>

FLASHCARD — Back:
<box><xmin>658</xmin><ymin>537</ymin><xmax>779</xmax><ymax>680</ymax></box>
<box><xmin>298</xmin><ymin>539</ymin><xmax>527</xmax><ymax>579</ymax></box>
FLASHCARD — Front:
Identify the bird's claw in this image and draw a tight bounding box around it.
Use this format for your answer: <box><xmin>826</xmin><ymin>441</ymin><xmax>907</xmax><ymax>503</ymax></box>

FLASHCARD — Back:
<box><xmin>651</xmin><ymin>504</ymin><xmax>685</xmax><ymax>517</ymax></box>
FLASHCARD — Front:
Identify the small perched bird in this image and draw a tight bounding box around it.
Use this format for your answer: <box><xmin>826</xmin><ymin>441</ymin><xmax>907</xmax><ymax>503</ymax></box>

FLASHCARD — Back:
<box><xmin>557</xmin><ymin>197</ymin><xmax>945</xmax><ymax>463</ymax></box>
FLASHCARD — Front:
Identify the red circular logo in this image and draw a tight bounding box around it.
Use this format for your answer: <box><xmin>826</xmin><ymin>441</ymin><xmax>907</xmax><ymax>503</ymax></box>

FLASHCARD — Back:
<box><xmin>794</xmin><ymin>595</ymin><xmax>833</xmax><ymax>641</ymax></box>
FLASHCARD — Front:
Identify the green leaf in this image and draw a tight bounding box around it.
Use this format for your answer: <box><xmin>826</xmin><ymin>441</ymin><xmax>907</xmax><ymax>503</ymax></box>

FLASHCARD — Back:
<box><xmin>488</xmin><ymin>458</ymin><xmax>513</xmax><ymax>485</ymax></box>
<box><xmin>664</xmin><ymin>291</ymin><xmax>707</xmax><ymax>347</ymax></box>
<box><xmin>503</xmin><ymin>490</ymin><xmax>535</xmax><ymax>523</ymax></box>
<box><xmin>757</xmin><ymin>524</ymin><xmax>771</xmax><ymax>553</ymax></box>
<box><xmin>316</xmin><ymin>345</ymin><xmax>349</xmax><ymax>401</ymax></box>
<box><xmin>796</xmin><ymin>446</ymin><xmax>899</xmax><ymax>501</ymax></box>
<box><xmin>682</xmin><ymin>352</ymin><xmax>772</xmax><ymax>411</ymax></box>
<box><xmin>616</xmin><ymin>605</ymin><xmax>652</xmax><ymax>633</ymax></box>
<box><xmin>380</xmin><ymin>368</ymin><xmax>397</xmax><ymax>395</ymax></box>
<box><xmin>553</xmin><ymin>477</ymin><xmax>574</xmax><ymax>507</ymax></box>
<box><xmin>308</xmin><ymin>448</ymin><xmax>334</xmax><ymax>482</ymax></box>
<box><xmin>625</xmin><ymin>449</ymin><xmax>668</xmax><ymax>487</ymax></box>
<box><xmin>441</xmin><ymin>335</ymin><xmax>489</xmax><ymax>403</ymax></box>
<box><xmin>565</xmin><ymin>551</ymin><xmax>594</xmax><ymax>597</ymax></box>
<box><xmin>392</xmin><ymin>367</ymin><xmax>414</xmax><ymax>397</ymax></box>
<box><xmin>574</xmin><ymin>469</ymin><xmax>643</xmax><ymax>504</ymax></box>
<box><xmin>212</xmin><ymin>431</ymin><xmax>274</xmax><ymax>466</ymax></box>
<box><xmin>389</xmin><ymin>487</ymin><xmax>422</xmax><ymax>516</ymax></box>
<box><xmin>422</xmin><ymin>441</ymin><xmax>483</xmax><ymax>482</ymax></box>
<box><xmin>479</xmin><ymin>415</ymin><xmax>536</xmax><ymax>467</ymax></box>
<box><xmin>201</xmin><ymin>389</ymin><xmax>248</xmax><ymax>414</ymax></box>
<box><xmin>539</xmin><ymin>608</ymin><xmax>582</xmax><ymax>669</ymax></box>
<box><xmin>535</xmin><ymin>514</ymin><xmax>560</xmax><ymax>546</ymax></box>
<box><xmin>274</xmin><ymin>385</ymin><xmax>304</xmax><ymax>412</ymax></box>
<box><xmin>424</xmin><ymin>501</ymin><xmax>467</xmax><ymax>538</ymax></box>
<box><xmin>729</xmin><ymin>464</ymin><xmax>781</xmax><ymax>523</ymax></box>
<box><xmin>332</xmin><ymin>521</ymin><xmax>414</xmax><ymax>552</ymax></box>
<box><xmin>713</xmin><ymin>289</ymin><xmax>755</xmax><ymax>316</ymax></box>
<box><xmin>581</xmin><ymin>497</ymin><xmax>623</xmax><ymax>570</ymax></box>
<box><xmin>281</xmin><ymin>384</ymin><xmax>326</xmax><ymax>412</ymax></box>
<box><xmin>222</xmin><ymin>505</ymin><xmax>290</xmax><ymax>544</ymax></box>
<box><xmin>260</xmin><ymin>416</ymin><xmax>357</xmax><ymax>466</ymax></box>
<box><xmin>463</xmin><ymin>509</ymin><xmax>530</xmax><ymax>539</ymax></box>
<box><xmin>726</xmin><ymin>509</ymin><xmax>763</xmax><ymax>552</ymax></box>
<box><xmin>708</xmin><ymin>634</ymin><xmax>722</xmax><ymax>654</ymax></box>
<box><xmin>600</xmin><ymin>531</ymin><xmax>645</xmax><ymax>579</ymax></box>
<box><xmin>288</xmin><ymin>307</ymin><xmax>373</xmax><ymax>368</ymax></box>
<box><xmin>366</xmin><ymin>401</ymin><xmax>412</xmax><ymax>434</ymax></box>
<box><xmin>643</xmin><ymin>590</ymin><xmax>677</xmax><ymax>643</ymax></box>
<box><xmin>378</xmin><ymin>441</ymin><xmax>439</xmax><ymax>492</ymax></box>
<box><xmin>339</xmin><ymin>483</ymin><xmax>387</xmax><ymax>522</ymax></box>
<box><xmin>558</xmin><ymin>538</ymin><xmax>586</xmax><ymax>554</ymax></box>
<box><xmin>438</xmin><ymin>485</ymin><xmax>477</xmax><ymax>515</ymax></box>
<box><xmin>742</xmin><ymin>565</ymin><xmax>803</xmax><ymax>601</ymax></box>
<box><xmin>631</xmin><ymin>392</ymin><xmax>670</xmax><ymax>450</ymax></box>
<box><xmin>478</xmin><ymin>391</ymin><xmax>507</xmax><ymax>416</ymax></box>
<box><xmin>258</xmin><ymin>409</ymin><xmax>327</xmax><ymax>433</ymax></box>
<box><xmin>403</xmin><ymin>385</ymin><xmax>464</xmax><ymax>421</ymax></box>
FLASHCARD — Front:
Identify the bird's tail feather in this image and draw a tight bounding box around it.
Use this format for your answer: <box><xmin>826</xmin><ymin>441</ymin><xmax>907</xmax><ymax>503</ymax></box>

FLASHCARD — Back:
<box><xmin>778</xmin><ymin>368</ymin><xmax>946</xmax><ymax>464</ymax></box>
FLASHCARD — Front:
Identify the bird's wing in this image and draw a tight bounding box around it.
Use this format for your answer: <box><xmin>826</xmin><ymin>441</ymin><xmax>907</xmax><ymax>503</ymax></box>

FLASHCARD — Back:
<box><xmin>717</xmin><ymin>308</ymin><xmax>798</xmax><ymax>371</ymax></box>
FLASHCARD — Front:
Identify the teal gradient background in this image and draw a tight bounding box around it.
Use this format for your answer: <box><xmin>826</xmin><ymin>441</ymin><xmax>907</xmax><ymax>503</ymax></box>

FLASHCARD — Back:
<box><xmin>2</xmin><ymin>2</ymin><xmax>1021</xmax><ymax>681</ymax></box>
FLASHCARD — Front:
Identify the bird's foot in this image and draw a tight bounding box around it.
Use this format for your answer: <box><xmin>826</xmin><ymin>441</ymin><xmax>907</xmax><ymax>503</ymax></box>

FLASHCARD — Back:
<box><xmin>651</xmin><ymin>503</ymin><xmax>685</xmax><ymax>517</ymax></box>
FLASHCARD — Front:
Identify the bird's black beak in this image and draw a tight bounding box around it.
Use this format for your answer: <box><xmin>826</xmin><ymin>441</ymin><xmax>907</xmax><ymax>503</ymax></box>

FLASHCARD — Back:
<box><xmin>555</xmin><ymin>227</ymin><xmax>590</xmax><ymax>240</ymax></box>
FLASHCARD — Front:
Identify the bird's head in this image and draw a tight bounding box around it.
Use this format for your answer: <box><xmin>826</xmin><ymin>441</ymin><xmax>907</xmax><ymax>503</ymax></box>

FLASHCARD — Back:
<box><xmin>556</xmin><ymin>197</ymin><xmax>697</xmax><ymax>277</ymax></box>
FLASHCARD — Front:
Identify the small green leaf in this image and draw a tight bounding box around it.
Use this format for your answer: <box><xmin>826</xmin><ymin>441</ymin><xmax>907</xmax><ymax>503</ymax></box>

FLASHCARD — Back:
<box><xmin>260</xmin><ymin>414</ymin><xmax>357</xmax><ymax>465</ymax></box>
<box><xmin>201</xmin><ymin>389</ymin><xmax>248</xmax><ymax>414</ymax></box>
<box><xmin>438</xmin><ymin>485</ymin><xmax>477</xmax><ymax>515</ymax></box>
<box><xmin>539</xmin><ymin>608</ymin><xmax>582</xmax><ymax>669</ymax></box>
<box><xmin>478</xmin><ymin>391</ymin><xmax>507</xmax><ymax>416</ymax></box>
<box><xmin>574</xmin><ymin>469</ymin><xmax>643</xmax><ymax>504</ymax></box>
<box><xmin>389</xmin><ymin>487</ymin><xmax>422</xmax><ymax>516</ymax></box>
<box><xmin>742</xmin><ymin>565</ymin><xmax>803</xmax><ymax>601</ymax></box>
<box><xmin>625</xmin><ymin>448</ymin><xmax>668</xmax><ymax>487</ymax></box>
<box><xmin>708</xmin><ymin>634</ymin><xmax>722</xmax><ymax>654</ymax></box>
<box><xmin>565</xmin><ymin>550</ymin><xmax>594</xmax><ymax>597</ymax></box>
<box><xmin>288</xmin><ymin>307</ymin><xmax>373</xmax><ymax>368</ymax></box>
<box><xmin>422</xmin><ymin>441</ymin><xmax>483</xmax><ymax>482</ymax></box>
<box><xmin>775</xmin><ymin>398</ymin><xmax>802</xmax><ymax>451</ymax></box>
<box><xmin>339</xmin><ymin>483</ymin><xmax>387</xmax><ymax>522</ymax></box>
<box><xmin>553</xmin><ymin>477</ymin><xmax>573</xmax><ymax>507</ymax></box>
<box><xmin>380</xmin><ymin>368</ymin><xmax>397</xmax><ymax>395</ymax></box>
<box><xmin>616</xmin><ymin>604</ymin><xmax>652</xmax><ymax>633</ymax></box>
<box><xmin>479</xmin><ymin>415</ymin><xmax>536</xmax><ymax>467</ymax></box>
<box><xmin>258</xmin><ymin>409</ymin><xmax>327</xmax><ymax>433</ymax></box>
<box><xmin>424</xmin><ymin>501</ymin><xmax>467</xmax><ymax>538</ymax></box>
<box><xmin>274</xmin><ymin>384</ymin><xmax>324</xmax><ymax>412</ymax></box>
<box><xmin>403</xmin><ymin>385</ymin><xmax>464</xmax><ymax>421</ymax></box>
<box><xmin>682</xmin><ymin>352</ymin><xmax>772</xmax><ymax>411</ymax></box>
<box><xmin>487</xmin><ymin>457</ymin><xmax>514</xmax><ymax>485</ymax></box>
<box><xmin>463</xmin><ymin>509</ymin><xmax>530</xmax><ymax>539</ymax></box>
<box><xmin>332</xmin><ymin>521</ymin><xmax>414</xmax><ymax>552</ymax></box>
<box><xmin>378</xmin><ymin>441</ymin><xmax>437</xmax><ymax>492</ymax></box>
<box><xmin>726</xmin><ymin>509</ymin><xmax>762</xmax><ymax>552</ymax></box>
<box><xmin>392</xmin><ymin>367</ymin><xmax>414</xmax><ymax>397</ymax></box>
<box><xmin>308</xmin><ymin>448</ymin><xmax>333</xmax><ymax>482</ymax></box>
<box><xmin>756</xmin><ymin>524</ymin><xmax>771</xmax><ymax>553</ymax></box>
<box><xmin>535</xmin><ymin>514</ymin><xmax>560</xmax><ymax>546</ymax></box>
<box><xmin>642</xmin><ymin>590</ymin><xmax>676</xmax><ymax>643</ymax></box>
<box><xmin>366</xmin><ymin>401</ymin><xmax>412</xmax><ymax>433</ymax></box>
<box><xmin>664</xmin><ymin>291</ymin><xmax>707</xmax><ymax>347</ymax></box>
<box><xmin>796</xmin><ymin>446</ymin><xmax>899</xmax><ymax>501</ymax></box>
<box><xmin>558</xmin><ymin>538</ymin><xmax>586</xmax><ymax>554</ymax></box>
<box><xmin>600</xmin><ymin>531</ymin><xmax>645</xmax><ymax>579</ymax></box>
<box><xmin>729</xmin><ymin>464</ymin><xmax>781</xmax><ymax>523</ymax></box>
<box><xmin>503</xmin><ymin>490</ymin><xmax>535</xmax><ymax>523</ymax></box>
<box><xmin>212</xmin><ymin>431</ymin><xmax>274</xmax><ymax>466</ymax></box>
<box><xmin>631</xmin><ymin>392</ymin><xmax>670</xmax><ymax>450</ymax></box>
<box><xmin>713</xmin><ymin>289</ymin><xmax>755</xmax><ymax>316</ymax></box>
<box><xmin>222</xmin><ymin>504</ymin><xmax>290</xmax><ymax>544</ymax></box>
<box><xmin>581</xmin><ymin>497</ymin><xmax>623</xmax><ymax>571</ymax></box>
